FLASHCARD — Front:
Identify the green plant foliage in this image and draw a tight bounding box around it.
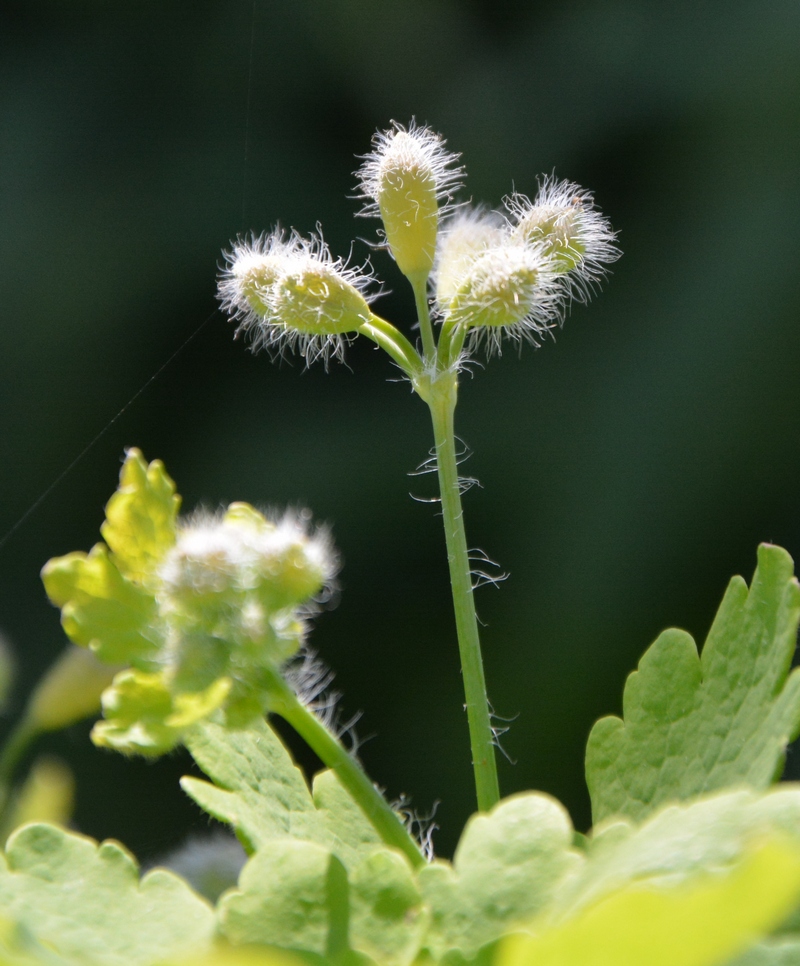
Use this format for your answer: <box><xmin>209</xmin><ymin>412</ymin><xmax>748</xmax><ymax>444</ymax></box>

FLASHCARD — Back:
<box><xmin>586</xmin><ymin>544</ymin><xmax>800</xmax><ymax>824</ymax></box>
<box><xmin>184</xmin><ymin>721</ymin><xmax>426</xmax><ymax>962</ymax></box>
<box><xmin>412</xmin><ymin>785</ymin><xmax>800</xmax><ymax>963</ymax></box>
<box><xmin>39</xmin><ymin>450</ymin><xmax>329</xmax><ymax>753</ymax></box>
<box><xmin>0</xmin><ymin>823</ymin><xmax>214</xmax><ymax>966</ymax></box>
<box><xmin>219</xmin><ymin>840</ymin><xmax>349</xmax><ymax>955</ymax></box>
<box><xmin>417</xmin><ymin>793</ymin><xmax>581</xmax><ymax>958</ymax></box>
<box><xmin>160</xmin><ymin>949</ymin><xmax>304</xmax><ymax>966</ymax></box>
<box><xmin>220</xmin><ymin>841</ymin><xmax>426</xmax><ymax>965</ymax></box>
<box><xmin>29</xmin><ymin>465</ymin><xmax>800</xmax><ymax>966</ymax></box>
<box><xmin>181</xmin><ymin>718</ymin><xmax>381</xmax><ymax>864</ymax></box>
<box><xmin>41</xmin><ymin>544</ymin><xmax>161</xmax><ymax>666</ymax></box>
<box><xmin>560</xmin><ymin>787</ymin><xmax>800</xmax><ymax>915</ymax></box>
<box><xmin>348</xmin><ymin>848</ymin><xmax>427</xmax><ymax>966</ymax></box>
<box><xmin>92</xmin><ymin>669</ymin><xmax>231</xmax><ymax>756</ymax></box>
<box><xmin>11</xmin><ymin>114</ymin><xmax>800</xmax><ymax>966</ymax></box>
<box><xmin>730</xmin><ymin>939</ymin><xmax>800</xmax><ymax>966</ymax></box>
<box><xmin>41</xmin><ymin>449</ymin><xmax>178</xmax><ymax>668</ymax></box>
<box><xmin>19</xmin><ymin>514</ymin><xmax>800</xmax><ymax>966</ymax></box>
<box><xmin>193</xmin><ymin>778</ymin><xmax>800</xmax><ymax>966</ymax></box>
<box><xmin>99</xmin><ymin>449</ymin><xmax>180</xmax><ymax>586</ymax></box>
<box><xmin>173</xmin><ymin>950</ymin><xmax>306</xmax><ymax>966</ymax></box>
<box><xmin>498</xmin><ymin>838</ymin><xmax>800</xmax><ymax>966</ymax></box>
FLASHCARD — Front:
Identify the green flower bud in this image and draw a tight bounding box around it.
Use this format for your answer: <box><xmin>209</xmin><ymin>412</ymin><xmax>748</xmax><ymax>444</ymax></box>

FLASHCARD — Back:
<box><xmin>506</xmin><ymin>177</ymin><xmax>619</xmax><ymax>299</ymax></box>
<box><xmin>434</xmin><ymin>209</ymin><xmax>505</xmax><ymax>307</ymax></box>
<box><xmin>2</xmin><ymin>757</ymin><xmax>74</xmax><ymax>841</ymax></box>
<box><xmin>218</xmin><ymin>231</ymin><xmax>375</xmax><ymax>366</ymax></box>
<box><xmin>0</xmin><ymin>633</ymin><xmax>15</xmax><ymax>714</ymax></box>
<box><xmin>26</xmin><ymin>646</ymin><xmax>118</xmax><ymax>733</ymax></box>
<box><xmin>273</xmin><ymin>260</ymin><xmax>371</xmax><ymax>337</ymax></box>
<box><xmin>158</xmin><ymin>505</ymin><xmax>337</xmax><ymax>675</ymax></box>
<box><xmin>230</xmin><ymin>251</ymin><xmax>285</xmax><ymax>318</ymax></box>
<box><xmin>513</xmin><ymin>204</ymin><xmax>584</xmax><ymax>272</ymax></box>
<box><xmin>357</xmin><ymin>121</ymin><xmax>463</xmax><ymax>280</ymax></box>
<box><xmin>437</xmin><ymin>240</ymin><xmax>563</xmax><ymax>354</ymax></box>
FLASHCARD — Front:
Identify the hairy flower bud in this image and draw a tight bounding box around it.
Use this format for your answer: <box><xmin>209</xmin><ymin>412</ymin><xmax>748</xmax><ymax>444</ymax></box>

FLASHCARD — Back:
<box><xmin>156</xmin><ymin>504</ymin><xmax>337</xmax><ymax>715</ymax></box>
<box><xmin>436</xmin><ymin>239</ymin><xmax>563</xmax><ymax>353</ymax></box>
<box><xmin>506</xmin><ymin>177</ymin><xmax>619</xmax><ymax>300</ymax></box>
<box><xmin>218</xmin><ymin>230</ymin><xmax>375</xmax><ymax>365</ymax></box>
<box><xmin>434</xmin><ymin>208</ymin><xmax>506</xmax><ymax>307</ymax></box>
<box><xmin>273</xmin><ymin>260</ymin><xmax>372</xmax><ymax>337</ymax></box>
<box><xmin>158</xmin><ymin>505</ymin><xmax>337</xmax><ymax>677</ymax></box>
<box><xmin>356</xmin><ymin>121</ymin><xmax>463</xmax><ymax>279</ymax></box>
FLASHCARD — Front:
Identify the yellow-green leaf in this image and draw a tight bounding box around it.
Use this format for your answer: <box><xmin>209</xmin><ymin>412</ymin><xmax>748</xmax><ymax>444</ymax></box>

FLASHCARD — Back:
<box><xmin>418</xmin><ymin>793</ymin><xmax>582</xmax><ymax>958</ymax></box>
<box><xmin>42</xmin><ymin>544</ymin><xmax>161</xmax><ymax>665</ymax></box>
<box><xmin>499</xmin><ymin>838</ymin><xmax>800</xmax><ymax>966</ymax></box>
<box><xmin>100</xmin><ymin>448</ymin><xmax>180</xmax><ymax>584</ymax></box>
<box><xmin>91</xmin><ymin>668</ymin><xmax>229</xmax><ymax>756</ymax></box>
<box><xmin>182</xmin><ymin>718</ymin><xmax>381</xmax><ymax>866</ymax></box>
<box><xmin>349</xmin><ymin>848</ymin><xmax>427</xmax><ymax>966</ymax></box>
<box><xmin>218</xmin><ymin>840</ymin><xmax>349</xmax><ymax>956</ymax></box>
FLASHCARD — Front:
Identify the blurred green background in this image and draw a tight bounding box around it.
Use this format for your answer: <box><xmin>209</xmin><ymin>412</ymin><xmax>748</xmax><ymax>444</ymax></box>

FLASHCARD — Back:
<box><xmin>2</xmin><ymin>0</ymin><xmax>800</xmax><ymax>860</ymax></box>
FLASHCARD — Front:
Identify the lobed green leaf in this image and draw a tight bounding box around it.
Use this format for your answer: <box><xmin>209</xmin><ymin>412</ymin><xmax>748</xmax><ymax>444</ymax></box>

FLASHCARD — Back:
<box><xmin>100</xmin><ymin>448</ymin><xmax>180</xmax><ymax>585</ymax></box>
<box><xmin>586</xmin><ymin>544</ymin><xmax>800</xmax><ymax>824</ymax></box>
<box><xmin>417</xmin><ymin>793</ymin><xmax>582</xmax><ymax>958</ymax></box>
<box><xmin>419</xmin><ymin>786</ymin><xmax>800</xmax><ymax>963</ymax></box>
<box><xmin>181</xmin><ymin>718</ymin><xmax>381</xmax><ymax>865</ymax></box>
<box><xmin>219</xmin><ymin>840</ymin><xmax>349</xmax><ymax>956</ymax></box>
<box><xmin>560</xmin><ymin>786</ymin><xmax>800</xmax><ymax>916</ymax></box>
<box><xmin>348</xmin><ymin>847</ymin><xmax>427</xmax><ymax>966</ymax></box>
<box><xmin>184</xmin><ymin>719</ymin><xmax>428</xmax><ymax>963</ymax></box>
<box><xmin>41</xmin><ymin>544</ymin><xmax>161</xmax><ymax>666</ymax></box>
<box><xmin>219</xmin><ymin>839</ymin><xmax>425</xmax><ymax>964</ymax></box>
<box><xmin>41</xmin><ymin>449</ymin><xmax>179</xmax><ymax>669</ymax></box>
<box><xmin>0</xmin><ymin>823</ymin><xmax>214</xmax><ymax>966</ymax></box>
<box><xmin>498</xmin><ymin>838</ymin><xmax>800</xmax><ymax>966</ymax></box>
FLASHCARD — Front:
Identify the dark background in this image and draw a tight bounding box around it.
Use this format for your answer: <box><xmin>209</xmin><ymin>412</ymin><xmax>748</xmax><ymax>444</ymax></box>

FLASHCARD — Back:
<box><xmin>2</xmin><ymin>0</ymin><xmax>800</xmax><ymax>861</ymax></box>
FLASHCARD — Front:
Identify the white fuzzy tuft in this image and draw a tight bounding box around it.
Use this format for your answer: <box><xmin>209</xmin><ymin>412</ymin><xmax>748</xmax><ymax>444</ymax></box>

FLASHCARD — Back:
<box><xmin>505</xmin><ymin>176</ymin><xmax>620</xmax><ymax>303</ymax></box>
<box><xmin>433</xmin><ymin>207</ymin><xmax>506</xmax><ymax>307</ymax></box>
<box><xmin>355</xmin><ymin>119</ymin><xmax>464</xmax><ymax>221</ymax></box>
<box><xmin>160</xmin><ymin>507</ymin><xmax>338</xmax><ymax>621</ymax></box>
<box><xmin>437</xmin><ymin>234</ymin><xmax>565</xmax><ymax>356</ymax></box>
<box><xmin>217</xmin><ymin>228</ymin><xmax>377</xmax><ymax>367</ymax></box>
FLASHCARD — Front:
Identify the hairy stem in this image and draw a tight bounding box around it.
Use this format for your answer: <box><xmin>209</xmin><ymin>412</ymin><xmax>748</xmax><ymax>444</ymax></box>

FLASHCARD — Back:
<box><xmin>264</xmin><ymin>668</ymin><xmax>425</xmax><ymax>868</ymax></box>
<box><xmin>427</xmin><ymin>376</ymin><xmax>500</xmax><ymax>812</ymax></box>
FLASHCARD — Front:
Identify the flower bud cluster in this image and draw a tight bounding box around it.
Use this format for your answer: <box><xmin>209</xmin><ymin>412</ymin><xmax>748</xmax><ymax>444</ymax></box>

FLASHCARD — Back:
<box><xmin>158</xmin><ymin>505</ymin><xmax>337</xmax><ymax>696</ymax></box>
<box><xmin>42</xmin><ymin>448</ymin><xmax>341</xmax><ymax>755</ymax></box>
<box><xmin>218</xmin><ymin>230</ymin><xmax>376</xmax><ymax>365</ymax></box>
<box><xmin>433</xmin><ymin>179</ymin><xmax>619</xmax><ymax>353</ymax></box>
<box><xmin>218</xmin><ymin>121</ymin><xmax>619</xmax><ymax>367</ymax></box>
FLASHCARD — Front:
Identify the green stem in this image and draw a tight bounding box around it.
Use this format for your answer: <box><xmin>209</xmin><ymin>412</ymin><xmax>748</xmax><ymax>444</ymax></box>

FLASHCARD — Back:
<box><xmin>427</xmin><ymin>377</ymin><xmax>500</xmax><ymax>812</ymax></box>
<box><xmin>409</xmin><ymin>273</ymin><xmax>436</xmax><ymax>363</ymax></box>
<box><xmin>0</xmin><ymin>718</ymin><xmax>38</xmax><ymax>826</ymax></box>
<box><xmin>264</xmin><ymin>668</ymin><xmax>425</xmax><ymax>868</ymax></box>
<box><xmin>437</xmin><ymin>319</ymin><xmax>468</xmax><ymax>371</ymax></box>
<box><xmin>360</xmin><ymin>314</ymin><xmax>424</xmax><ymax>379</ymax></box>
